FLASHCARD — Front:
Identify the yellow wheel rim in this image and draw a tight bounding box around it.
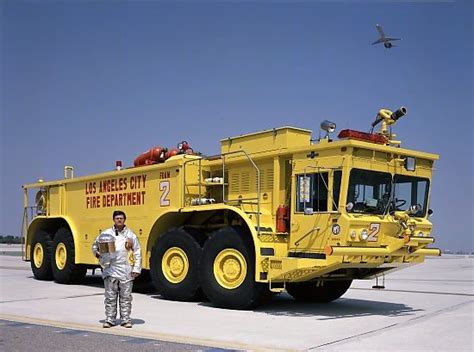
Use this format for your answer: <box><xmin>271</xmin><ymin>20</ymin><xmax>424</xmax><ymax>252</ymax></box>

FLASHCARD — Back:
<box><xmin>162</xmin><ymin>247</ymin><xmax>189</xmax><ymax>284</ymax></box>
<box><xmin>55</xmin><ymin>243</ymin><xmax>67</xmax><ymax>270</ymax></box>
<box><xmin>33</xmin><ymin>243</ymin><xmax>44</xmax><ymax>268</ymax></box>
<box><xmin>213</xmin><ymin>249</ymin><xmax>247</xmax><ymax>289</ymax></box>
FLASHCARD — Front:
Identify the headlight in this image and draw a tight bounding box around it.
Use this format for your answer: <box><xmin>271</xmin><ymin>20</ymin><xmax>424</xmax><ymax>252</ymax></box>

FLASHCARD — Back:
<box><xmin>360</xmin><ymin>229</ymin><xmax>369</xmax><ymax>241</ymax></box>
<box><xmin>417</xmin><ymin>231</ymin><xmax>424</xmax><ymax>237</ymax></box>
<box><xmin>350</xmin><ymin>230</ymin><xmax>357</xmax><ymax>240</ymax></box>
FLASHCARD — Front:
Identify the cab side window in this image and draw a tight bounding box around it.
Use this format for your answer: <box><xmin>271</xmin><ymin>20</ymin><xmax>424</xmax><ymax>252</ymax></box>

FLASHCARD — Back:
<box><xmin>296</xmin><ymin>173</ymin><xmax>328</xmax><ymax>212</ymax></box>
<box><xmin>333</xmin><ymin>170</ymin><xmax>342</xmax><ymax>211</ymax></box>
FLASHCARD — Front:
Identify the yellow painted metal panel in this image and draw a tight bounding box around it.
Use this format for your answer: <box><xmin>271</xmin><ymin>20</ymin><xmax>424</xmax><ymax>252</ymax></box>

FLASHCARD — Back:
<box><xmin>48</xmin><ymin>186</ymin><xmax>61</xmax><ymax>216</ymax></box>
<box><xmin>220</xmin><ymin>127</ymin><xmax>311</xmax><ymax>154</ymax></box>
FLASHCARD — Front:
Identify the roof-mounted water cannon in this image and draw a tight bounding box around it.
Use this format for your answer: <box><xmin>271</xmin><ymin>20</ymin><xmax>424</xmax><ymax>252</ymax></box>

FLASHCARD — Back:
<box><xmin>320</xmin><ymin>120</ymin><xmax>336</xmax><ymax>142</ymax></box>
<box><xmin>371</xmin><ymin>107</ymin><xmax>407</xmax><ymax>146</ymax></box>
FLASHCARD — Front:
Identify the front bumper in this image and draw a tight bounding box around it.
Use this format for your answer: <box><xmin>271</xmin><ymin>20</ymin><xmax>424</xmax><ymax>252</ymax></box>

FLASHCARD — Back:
<box><xmin>264</xmin><ymin>236</ymin><xmax>440</xmax><ymax>283</ymax></box>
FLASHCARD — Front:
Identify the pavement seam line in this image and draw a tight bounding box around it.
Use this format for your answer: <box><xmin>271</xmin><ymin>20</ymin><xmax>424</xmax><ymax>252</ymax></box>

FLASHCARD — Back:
<box><xmin>393</xmin><ymin>299</ymin><xmax>474</xmax><ymax>326</ymax></box>
<box><xmin>382</xmin><ymin>278</ymin><xmax>474</xmax><ymax>282</ymax></box>
<box><xmin>0</xmin><ymin>314</ymin><xmax>293</xmax><ymax>352</ymax></box>
<box><xmin>351</xmin><ymin>287</ymin><xmax>474</xmax><ymax>297</ymax></box>
<box><xmin>0</xmin><ymin>266</ymin><xmax>30</xmax><ymax>271</ymax></box>
<box><xmin>307</xmin><ymin>323</ymin><xmax>399</xmax><ymax>350</ymax></box>
<box><xmin>1</xmin><ymin>293</ymin><xmax>104</xmax><ymax>303</ymax></box>
<box><xmin>307</xmin><ymin>299</ymin><xmax>474</xmax><ymax>350</ymax></box>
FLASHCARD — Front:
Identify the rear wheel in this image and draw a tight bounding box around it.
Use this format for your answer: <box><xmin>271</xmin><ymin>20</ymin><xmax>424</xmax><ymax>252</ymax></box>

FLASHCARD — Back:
<box><xmin>287</xmin><ymin>280</ymin><xmax>352</xmax><ymax>303</ymax></box>
<box><xmin>200</xmin><ymin>226</ymin><xmax>265</xmax><ymax>309</ymax></box>
<box><xmin>183</xmin><ymin>226</ymin><xmax>207</xmax><ymax>247</ymax></box>
<box><xmin>51</xmin><ymin>228</ymin><xmax>87</xmax><ymax>284</ymax></box>
<box><xmin>30</xmin><ymin>230</ymin><xmax>53</xmax><ymax>280</ymax></box>
<box><xmin>150</xmin><ymin>228</ymin><xmax>202</xmax><ymax>301</ymax></box>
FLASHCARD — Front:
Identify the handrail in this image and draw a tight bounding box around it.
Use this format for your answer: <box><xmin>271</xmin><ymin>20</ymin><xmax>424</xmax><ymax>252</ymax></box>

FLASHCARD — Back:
<box><xmin>22</xmin><ymin>188</ymin><xmax>28</xmax><ymax>259</ymax></box>
<box><xmin>21</xmin><ymin>205</ymin><xmax>39</xmax><ymax>259</ymax></box>
<box><xmin>221</xmin><ymin>150</ymin><xmax>261</xmax><ymax>235</ymax></box>
<box><xmin>183</xmin><ymin>156</ymin><xmax>205</xmax><ymax>206</ymax></box>
<box><xmin>21</xmin><ymin>207</ymin><xmax>28</xmax><ymax>259</ymax></box>
<box><xmin>182</xmin><ymin>150</ymin><xmax>261</xmax><ymax>235</ymax></box>
<box><xmin>226</xmin><ymin>198</ymin><xmax>260</xmax><ymax>204</ymax></box>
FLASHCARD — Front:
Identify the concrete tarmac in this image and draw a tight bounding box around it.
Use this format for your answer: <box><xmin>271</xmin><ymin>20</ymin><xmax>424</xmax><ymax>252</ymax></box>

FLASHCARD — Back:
<box><xmin>0</xmin><ymin>249</ymin><xmax>472</xmax><ymax>351</ymax></box>
<box><xmin>1</xmin><ymin>319</ymin><xmax>213</xmax><ymax>352</ymax></box>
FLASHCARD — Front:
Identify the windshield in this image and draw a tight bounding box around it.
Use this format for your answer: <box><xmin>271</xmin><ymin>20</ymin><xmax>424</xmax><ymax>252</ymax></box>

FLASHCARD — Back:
<box><xmin>347</xmin><ymin>169</ymin><xmax>430</xmax><ymax>216</ymax></box>
<box><xmin>347</xmin><ymin>169</ymin><xmax>392</xmax><ymax>215</ymax></box>
<box><xmin>393</xmin><ymin>175</ymin><xmax>430</xmax><ymax>217</ymax></box>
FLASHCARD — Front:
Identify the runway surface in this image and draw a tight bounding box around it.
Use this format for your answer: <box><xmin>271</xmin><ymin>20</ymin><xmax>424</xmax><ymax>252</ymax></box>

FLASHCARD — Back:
<box><xmin>0</xmin><ymin>319</ymin><xmax>219</xmax><ymax>352</ymax></box>
<box><xmin>1</xmin><ymin>245</ymin><xmax>472</xmax><ymax>351</ymax></box>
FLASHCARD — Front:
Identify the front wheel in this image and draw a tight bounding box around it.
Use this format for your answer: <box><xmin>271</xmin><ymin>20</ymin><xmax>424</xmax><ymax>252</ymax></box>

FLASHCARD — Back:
<box><xmin>200</xmin><ymin>226</ymin><xmax>265</xmax><ymax>310</ymax></box>
<box><xmin>51</xmin><ymin>228</ymin><xmax>87</xmax><ymax>284</ymax></box>
<box><xmin>287</xmin><ymin>280</ymin><xmax>352</xmax><ymax>303</ymax></box>
<box><xmin>30</xmin><ymin>230</ymin><xmax>53</xmax><ymax>280</ymax></box>
<box><xmin>150</xmin><ymin>228</ymin><xmax>202</xmax><ymax>301</ymax></box>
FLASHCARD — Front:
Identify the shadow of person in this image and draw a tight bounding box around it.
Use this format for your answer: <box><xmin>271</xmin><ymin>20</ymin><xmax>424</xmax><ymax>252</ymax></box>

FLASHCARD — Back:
<box><xmin>130</xmin><ymin>318</ymin><xmax>145</xmax><ymax>325</ymax></box>
<box><xmin>99</xmin><ymin>318</ymin><xmax>146</xmax><ymax>326</ymax></box>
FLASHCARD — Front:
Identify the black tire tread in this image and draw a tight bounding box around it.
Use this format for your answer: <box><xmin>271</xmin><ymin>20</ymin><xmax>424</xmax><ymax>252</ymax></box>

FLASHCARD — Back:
<box><xmin>182</xmin><ymin>226</ymin><xmax>207</xmax><ymax>247</ymax></box>
<box><xmin>30</xmin><ymin>230</ymin><xmax>54</xmax><ymax>280</ymax></box>
<box><xmin>51</xmin><ymin>227</ymin><xmax>87</xmax><ymax>284</ymax></box>
<box><xmin>150</xmin><ymin>227</ymin><xmax>202</xmax><ymax>301</ymax></box>
<box><xmin>200</xmin><ymin>226</ymin><xmax>266</xmax><ymax>310</ymax></box>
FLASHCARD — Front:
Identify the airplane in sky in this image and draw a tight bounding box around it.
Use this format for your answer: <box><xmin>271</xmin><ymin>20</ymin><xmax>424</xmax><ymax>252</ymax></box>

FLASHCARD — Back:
<box><xmin>372</xmin><ymin>24</ymin><xmax>401</xmax><ymax>48</ymax></box>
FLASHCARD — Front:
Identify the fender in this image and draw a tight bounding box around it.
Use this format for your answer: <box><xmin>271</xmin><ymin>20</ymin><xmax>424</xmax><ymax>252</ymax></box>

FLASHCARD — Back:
<box><xmin>146</xmin><ymin>205</ymin><xmax>261</xmax><ymax>275</ymax></box>
<box><xmin>179</xmin><ymin>203</ymin><xmax>260</xmax><ymax>247</ymax></box>
<box><xmin>25</xmin><ymin>216</ymin><xmax>81</xmax><ymax>263</ymax></box>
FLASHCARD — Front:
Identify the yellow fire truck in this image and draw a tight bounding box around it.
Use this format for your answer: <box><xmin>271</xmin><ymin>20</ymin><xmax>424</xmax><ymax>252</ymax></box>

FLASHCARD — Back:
<box><xmin>22</xmin><ymin>107</ymin><xmax>440</xmax><ymax>309</ymax></box>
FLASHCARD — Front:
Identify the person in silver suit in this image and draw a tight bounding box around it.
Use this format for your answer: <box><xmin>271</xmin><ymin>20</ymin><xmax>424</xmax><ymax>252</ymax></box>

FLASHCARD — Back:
<box><xmin>92</xmin><ymin>210</ymin><xmax>141</xmax><ymax>328</ymax></box>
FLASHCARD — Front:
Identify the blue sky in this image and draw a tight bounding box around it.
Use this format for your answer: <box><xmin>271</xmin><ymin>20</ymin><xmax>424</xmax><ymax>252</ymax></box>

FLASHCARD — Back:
<box><xmin>1</xmin><ymin>1</ymin><xmax>472</xmax><ymax>251</ymax></box>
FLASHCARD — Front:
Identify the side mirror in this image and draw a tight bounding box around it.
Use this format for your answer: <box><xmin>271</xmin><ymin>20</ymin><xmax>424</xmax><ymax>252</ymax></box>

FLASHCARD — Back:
<box><xmin>428</xmin><ymin>209</ymin><xmax>434</xmax><ymax>216</ymax></box>
<box><xmin>408</xmin><ymin>204</ymin><xmax>421</xmax><ymax>215</ymax></box>
<box><xmin>404</xmin><ymin>157</ymin><xmax>416</xmax><ymax>171</ymax></box>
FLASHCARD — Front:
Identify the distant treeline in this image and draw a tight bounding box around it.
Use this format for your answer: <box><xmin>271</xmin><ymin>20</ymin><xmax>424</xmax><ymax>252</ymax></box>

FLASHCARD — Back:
<box><xmin>443</xmin><ymin>249</ymin><xmax>474</xmax><ymax>255</ymax></box>
<box><xmin>0</xmin><ymin>236</ymin><xmax>23</xmax><ymax>244</ymax></box>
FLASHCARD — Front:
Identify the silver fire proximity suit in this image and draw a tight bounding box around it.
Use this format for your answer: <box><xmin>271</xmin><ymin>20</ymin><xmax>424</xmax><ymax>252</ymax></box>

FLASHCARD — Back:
<box><xmin>92</xmin><ymin>226</ymin><xmax>141</xmax><ymax>325</ymax></box>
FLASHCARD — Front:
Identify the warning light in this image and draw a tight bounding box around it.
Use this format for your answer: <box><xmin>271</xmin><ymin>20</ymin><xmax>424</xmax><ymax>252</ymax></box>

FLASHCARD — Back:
<box><xmin>338</xmin><ymin>130</ymin><xmax>388</xmax><ymax>144</ymax></box>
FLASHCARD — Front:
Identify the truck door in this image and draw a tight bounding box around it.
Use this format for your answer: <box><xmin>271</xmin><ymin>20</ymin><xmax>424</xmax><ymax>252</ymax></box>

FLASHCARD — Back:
<box><xmin>289</xmin><ymin>160</ymin><xmax>342</xmax><ymax>254</ymax></box>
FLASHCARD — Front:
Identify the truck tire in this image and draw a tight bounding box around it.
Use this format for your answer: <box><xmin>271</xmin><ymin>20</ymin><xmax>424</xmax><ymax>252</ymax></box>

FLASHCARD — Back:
<box><xmin>286</xmin><ymin>279</ymin><xmax>352</xmax><ymax>303</ymax></box>
<box><xmin>150</xmin><ymin>228</ymin><xmax>202</xmax><ymax>301</ymax></box>
<box><xmin>200</xmin><ymin>226</ymin><xmax>265</xmax><ymax>310</ymax></box>
<box><xmin>30</xmin><ymin>230</ymin><xmax>53</xmax><ymax>280</ymax></box>
<box><xmin>51</xmin><ymin>228</ymin><xmax>87</xmax><ymax>284</ymax></box>
<box><xmin>183</xmin><ymin>226</ymin><xmax>207</xmax><ymax>247</ymax></box>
